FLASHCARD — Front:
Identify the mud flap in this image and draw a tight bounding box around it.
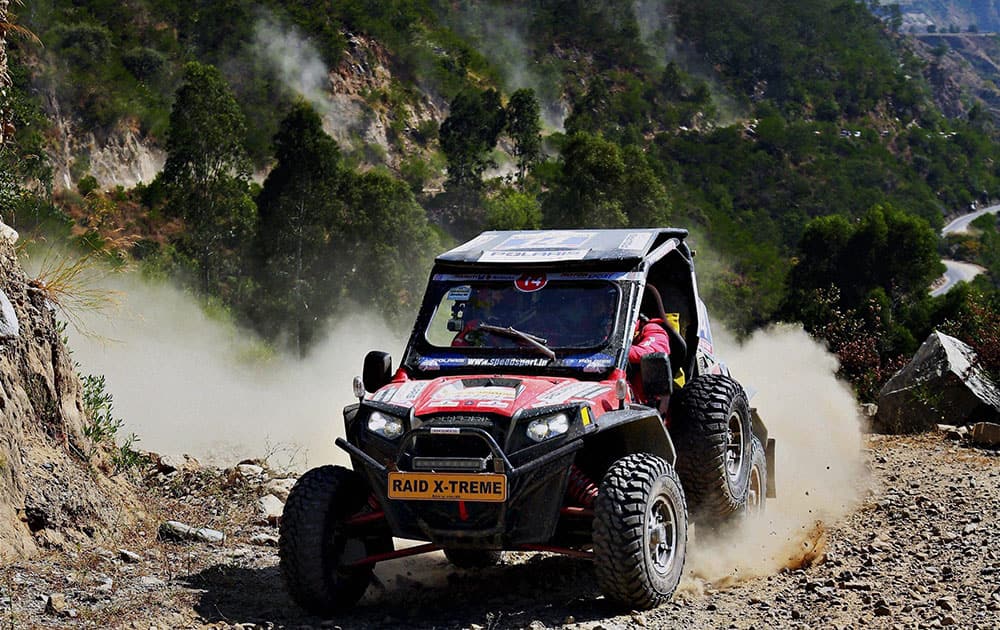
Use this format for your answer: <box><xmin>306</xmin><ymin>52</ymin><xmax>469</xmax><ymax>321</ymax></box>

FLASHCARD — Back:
<box><xmin>766</xmin><ymin>438</ymin><xmax>776</xmax><ymax>499</ymax></box>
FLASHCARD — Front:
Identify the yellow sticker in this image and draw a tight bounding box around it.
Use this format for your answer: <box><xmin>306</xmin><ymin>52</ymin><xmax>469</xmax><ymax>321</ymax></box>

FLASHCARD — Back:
<box><xmin>581</xmin><ymin>406</ymin><xmax>592</xmax><ymax>426</ymax></box>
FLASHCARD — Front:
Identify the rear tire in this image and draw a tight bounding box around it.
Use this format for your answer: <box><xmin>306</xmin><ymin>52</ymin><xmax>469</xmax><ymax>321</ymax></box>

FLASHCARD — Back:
<box><xmin>746</xmin><ymin>437</ymin><xmax>767</xmax><ymax>517</ymax></box>
<box><xmin>671</xmin><ymin>374</ymin><xmax>752</xmax><ymax>525</ymax></box>
<box><xmin>279</xmin><ymin>465</ymin><xmax>391</xmax><ymax>616</ymax></box>
<box><xmin>443</xmin><ymin>548</ymin><xmax>504</xmax><ymax>568</ymax></box>
<box><xmin>593</xmin><ymin>453</ymin><xmax>688</xmax><ymax>609</ymax></box>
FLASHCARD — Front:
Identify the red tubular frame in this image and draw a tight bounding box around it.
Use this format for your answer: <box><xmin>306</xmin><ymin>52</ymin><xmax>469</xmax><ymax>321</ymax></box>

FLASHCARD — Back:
<box><xmin>343</xmin><ymin>481</ymin><xmax>598</xmax><ymax>566</ymax></box>
<box><xmin>349</xmin><ymin>543</ymin><xmax>441</xmax><ymax>567</ymax></box>
<box><xmin>343</xmin><ymin>510</ymin><xmax>386</xmax><ymax>527</ymax></box>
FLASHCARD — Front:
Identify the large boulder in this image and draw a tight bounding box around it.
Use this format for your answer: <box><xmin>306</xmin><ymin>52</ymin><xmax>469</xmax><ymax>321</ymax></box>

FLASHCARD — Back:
<box><xmin>875</xmin><ymin>331</ymin><xmax>1000</xmax><ymax>433</ymax></box>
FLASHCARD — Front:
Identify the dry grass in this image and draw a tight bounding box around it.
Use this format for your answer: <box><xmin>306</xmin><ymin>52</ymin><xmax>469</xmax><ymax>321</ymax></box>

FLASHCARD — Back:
<box><xmin>24</xmin><ymin>241</ymin><xmax>132</xmax><ymax>338</ymax></box>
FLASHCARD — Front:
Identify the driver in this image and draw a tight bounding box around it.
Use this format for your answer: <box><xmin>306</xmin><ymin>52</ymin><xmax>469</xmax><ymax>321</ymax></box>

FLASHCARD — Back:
<box><xmin>628</xmin><ymin>315</ymin><xmax>671</xmax><ymax>402</ymax></box>
<box><xmin>451</xmin><ymin>286</ymin><xmax>517</xmax><ymax>347</ymax></box>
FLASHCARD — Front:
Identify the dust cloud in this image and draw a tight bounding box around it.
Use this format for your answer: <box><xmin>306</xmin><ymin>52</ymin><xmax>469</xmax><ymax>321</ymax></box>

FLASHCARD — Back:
<box><xmin>680</xmin><ymin>324</ymin><xmax>867</xmax><ymax>589</ymax></box>
<box><xmin>253</xmin><ymin>17</ymin><xmax>333</xmax><ymax>120</ymax></box>
<box><xmin>65</xmin><ymin>271</ymin><xmax>407</xmax><ymax>471</ymax></box>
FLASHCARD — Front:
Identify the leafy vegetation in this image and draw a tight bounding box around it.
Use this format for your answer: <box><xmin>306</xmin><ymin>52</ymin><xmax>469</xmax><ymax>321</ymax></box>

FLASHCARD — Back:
<box><xmin>10</xmin><ymin>0</ymin><xmax>1000</xmax><ymax>401</ymax></box>
<box><xmin>81</xmin><ymin>373</ymin><xmax>144</xmax><ymax>473</ymax></box>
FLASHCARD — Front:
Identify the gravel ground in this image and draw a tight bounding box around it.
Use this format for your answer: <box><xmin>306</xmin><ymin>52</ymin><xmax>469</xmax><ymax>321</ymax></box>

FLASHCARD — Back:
<box><xmin>2</xmin><ymin>433</ymin><xmax>998</xmax><ymax>629</ymax></box>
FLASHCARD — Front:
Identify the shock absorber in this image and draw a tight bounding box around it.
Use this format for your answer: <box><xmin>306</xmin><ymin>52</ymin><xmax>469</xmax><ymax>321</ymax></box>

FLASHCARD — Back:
<box><xmin>566</xmin><ymin>465</ymin><xmax>598</xmax><ymax>508</ymax></box>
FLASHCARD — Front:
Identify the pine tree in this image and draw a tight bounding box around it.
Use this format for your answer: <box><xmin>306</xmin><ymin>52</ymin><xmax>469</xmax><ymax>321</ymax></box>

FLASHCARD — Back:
<box><xmin>255</xmin><ymin>102</ymin><xmax>345</xmax><ymax>355</ymax></box>
<box><xmin>162</xmin><ymin>62</ymin><xmax>255</xmax><ymax>293</ymax></box>
<box><xmin>505</xmin><ymin>88</ymin><xmax>542</xmax><ymax>182</ymax></box>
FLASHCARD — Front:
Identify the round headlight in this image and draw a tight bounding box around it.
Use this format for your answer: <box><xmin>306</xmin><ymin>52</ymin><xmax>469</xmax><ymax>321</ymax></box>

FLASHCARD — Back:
<box><xmin>527</xmin><ymin>419</ymin><xmax>550</xmax><ymax>442</ymax></box>
<box><xmin>368</xmin><ymin>411</ymin><xmax>404</xmax><ymax>439</ymax></box>
<box><xmin>526</xmin><ymin>413</ymin><xmax>570</xmax><ymax>443</ymax></box>
<box><xmin>548</xmin><ymin>413</ymin><xmax>570</xmax><ymax>435</ymax></box>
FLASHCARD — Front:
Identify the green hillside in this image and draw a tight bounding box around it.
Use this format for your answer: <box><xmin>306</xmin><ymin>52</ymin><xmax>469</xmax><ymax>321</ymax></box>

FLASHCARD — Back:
<box><xmin>4</xmin><ymin>0</ymin><xmax>1000</xmax><ymax>396</ymax></box>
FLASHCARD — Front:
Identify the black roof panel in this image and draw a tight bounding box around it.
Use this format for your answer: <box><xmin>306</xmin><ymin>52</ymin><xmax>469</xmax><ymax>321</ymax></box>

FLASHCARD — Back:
<box><xmin>437</xmin><ymin>229</ymin><xmax>688</xmax><ymax>265</ymax></box>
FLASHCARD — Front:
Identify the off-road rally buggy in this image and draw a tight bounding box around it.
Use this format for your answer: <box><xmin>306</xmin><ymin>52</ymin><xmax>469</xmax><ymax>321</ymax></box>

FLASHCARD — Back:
<box><xmin>279</xmin><ymin>229</ymin><xmax>776</xmax><ymax>615</ymax></box>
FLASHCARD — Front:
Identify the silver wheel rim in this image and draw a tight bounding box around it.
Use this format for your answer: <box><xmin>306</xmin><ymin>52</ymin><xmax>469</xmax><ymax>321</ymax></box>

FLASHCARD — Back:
<box><xmin>747</xmin><ymin>461</ymin><xmax>763</xmax><ymax>515</ymax></box>
<box><xmin>725</xmin><ymin>411</ymin><xmax>745</xmax><ymax>485</ymax></box>
<box><xmin>648</xmin><ymin>495</ymin><xmax>678</xmax><ymax>575</ymax></box>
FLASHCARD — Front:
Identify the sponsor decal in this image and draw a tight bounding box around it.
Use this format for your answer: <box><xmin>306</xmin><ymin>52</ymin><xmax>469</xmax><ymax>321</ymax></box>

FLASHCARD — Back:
<box><xmin>479</xmin><ymin>249</ymin><xmax>589</xmax><ymax>263</ymax></box>
<box><xmin>372</xmin><ymin>385</ymin><xmax>398</xmax><ymax>402</ymax></box>
<box><xmin>431</xmin><ymin>385</ymin><xmax>516</xmax><ymax>401</ymax></box>
<box><xmin>538</xmin><ymin>381</ymin><xmax>612</xmax><ymax>404</ymax></box>
<box><xmin>389</xmin><ymin>381</ymin><xmax>431</xmax><ymax>405</ymax></box>
<box><xmin>493</xmin><ymin>231</ymin><xmax>597</xmax><ymax>250</ymax></box>
<box><xmin>446</xmin><ymin>285</ymin><xmax>472</xmax><ymax>301</ymax></box>
<box><xmin>515</xmin><ymin>273</ymin><xmax>548</xmax><ymax>292</ymax></box>
<box><xmin>618</xmin><ymin>232</ymin><xmax>654</xmax><ymax>252</ymax></box>
<box><xmin>467</xmin><ymin>357</ymin><xmax>549</xmax><ymax>367</ymax></box>
<box><xmin>448</xmin><ymin>233</ymin><xmax>497</xmax><ymax>253</ymax></box>
<box><xmin>477</xmin><ymin>400</ymin><xmax>512</xmax><ymax>409</ymax></box>
<box><xmin>419</xmin><ymin>355</ymin><xmax>553</xmax><ymax>369</ymax></box>
<box><xmin>418</xmin><ymin>356</ymin><xmax>469</xmax><ymax>370</ymax></box>
<box><xmin>562</xmin><ymin>354</ymin><xmax>615</xmax><ymax>373</ymax></box>
<box><xmin>698</xmin><ymin>337</ymin><xmax>714</xmax><ymax>355</ymax></box>
<box><xmin>433</xmin><ymin>272</ymin><xmax>639</xmax><ymax>282</ymax></box>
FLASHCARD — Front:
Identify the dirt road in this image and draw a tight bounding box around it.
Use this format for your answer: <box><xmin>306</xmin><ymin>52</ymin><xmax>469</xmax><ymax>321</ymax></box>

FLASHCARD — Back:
<box><xmin>2</xmin><ymin>433</ymin><xmax>997</xmax><ymax>629</ymax></box>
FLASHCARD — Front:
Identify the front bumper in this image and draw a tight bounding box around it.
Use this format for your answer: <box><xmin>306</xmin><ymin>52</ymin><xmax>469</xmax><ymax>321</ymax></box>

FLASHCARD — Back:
<box><xmin>337</xmin><ymin>427</ymin><xmax>582</xmax><ymax>548</ymax></box>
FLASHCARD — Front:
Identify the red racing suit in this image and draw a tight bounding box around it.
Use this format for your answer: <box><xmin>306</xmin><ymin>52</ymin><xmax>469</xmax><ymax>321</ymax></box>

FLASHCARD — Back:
<box><xmin>627</xmin><ymin>318</ymin><xmax>671</xmax><ymax>402</ymax></box>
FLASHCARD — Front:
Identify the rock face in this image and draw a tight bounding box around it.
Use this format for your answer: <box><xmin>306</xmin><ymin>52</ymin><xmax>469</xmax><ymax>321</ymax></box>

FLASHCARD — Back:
<box><xmin>0</xmin><ymin>217</ymin><xmax>141</xmax><ymax>560</ymax></box>
<box><xmin>875</xmin><ymin>331</ymin><xmax>1000</xmax><ymax>433</ymax></box>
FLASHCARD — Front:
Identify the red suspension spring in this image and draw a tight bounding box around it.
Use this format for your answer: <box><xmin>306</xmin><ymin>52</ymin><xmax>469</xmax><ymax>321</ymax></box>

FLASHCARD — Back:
<box><xmin>566</xmin><ymin>465</ymin><xmax>598</xmax><ymax>508</ymax></box>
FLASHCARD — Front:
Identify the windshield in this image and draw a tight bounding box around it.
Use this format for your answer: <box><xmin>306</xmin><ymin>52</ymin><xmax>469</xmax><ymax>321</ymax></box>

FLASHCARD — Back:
<box><xmin>424</xmin><ymin>276</ymin><xmax>619</xmax><ymax>351</ymax></box>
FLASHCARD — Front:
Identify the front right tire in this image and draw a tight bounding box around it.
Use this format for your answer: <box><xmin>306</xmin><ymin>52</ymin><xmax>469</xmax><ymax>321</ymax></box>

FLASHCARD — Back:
<box><xmin>593</xmin><ymin>453</ymin><xmax>688</xmax><ymax>609</ymax></box>
<box><xmin>279</xmin><ymin>465</ymin><xmax>391</xmax><ymax>616</ymax></box>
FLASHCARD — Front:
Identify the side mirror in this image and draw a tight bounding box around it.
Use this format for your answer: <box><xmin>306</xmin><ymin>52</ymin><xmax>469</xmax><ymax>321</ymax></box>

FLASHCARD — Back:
<box><xmin>640</xmin><ymin>352</ymin><xmax>673</xmax><ymax>399</ymax></box>
<box><xmin>362</xmin><ymin>351</ymin><xmax>393</xmax><ymax>393</ymax></box>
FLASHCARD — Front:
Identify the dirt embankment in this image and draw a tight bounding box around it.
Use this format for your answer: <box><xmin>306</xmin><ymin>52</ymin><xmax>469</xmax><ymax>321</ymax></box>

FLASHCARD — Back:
<box><xmin>0</xmin><ymin>219</ymin><xmax>142</xmax><ymax>560</ymax></box>
<box><xmin>0</xmin><ymin>432</ymin><xmax>996</xmax><ymax>629</ymax></box>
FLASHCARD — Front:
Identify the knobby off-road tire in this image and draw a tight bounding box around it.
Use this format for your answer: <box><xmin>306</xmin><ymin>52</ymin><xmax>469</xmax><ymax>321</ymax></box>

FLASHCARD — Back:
<box><xmin>443</xmin><ymin>548</ymin><xmax>504</xmax><ymax>568</ymax></box>
<box><xmin>593</xmin><ymin>453</ymin><xmax>688</xmax><ymax>609</ymax></box>
<box><xmin>746</xmin><ymin>437</ymin><xmax>767</xmax><ymax>517</ymax></box>
<box><xmin>671</xmin><ymin>374</ymin><xmax>753</xmax><ymax>525</ymax></box>
<box><xmin>279</xmin><ymin>465</ymin><xmax>391</xmax><ymax>616</ymax></box>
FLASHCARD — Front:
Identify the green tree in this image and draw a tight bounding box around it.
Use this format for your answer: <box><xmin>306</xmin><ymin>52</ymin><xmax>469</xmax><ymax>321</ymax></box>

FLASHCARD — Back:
<box><xmin>254</xmin><ymin>101</ymin><xmax>346</xmax><ymax>355</ymax></box>
<box><xmin>162</xmin><ymin>62</ymin><xmax>255</xmax><ymax>293</ymax></box>
<box><xmin>621</xmin><ymin>145</ymin><xmax>671</xmax><ymax>227</ymax></box>
<box><xmin>785</xmin><ymin>204</ymin><xmax>941</xmax><ymax>325</ymax></box>
<box><xmin>485</xmin><ymin>187</ymin><xmax>542</xmax><ymax>230</ymax></box>
<box><xmin>543</xmin><ymin>132</ymin><xmax>628</xmax><ymax>228</ymax></box>
<box><xmin>505</xmin><ymin>88</ymin><xmax>542</xmax><ymax>182</ymax></box>
<box><xmin>439</xmin><ymin>88</ymin><xmax>506</xmax><ymax>190</ymax></box>
<box><xmin>341</xmin><ymin>169</ymin><xmax>439</xmax><ymax>320</ymax></box>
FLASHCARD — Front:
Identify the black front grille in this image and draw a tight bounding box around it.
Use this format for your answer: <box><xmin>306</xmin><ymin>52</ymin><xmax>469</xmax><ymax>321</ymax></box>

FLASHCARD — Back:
<box><xmin>404</xmin><ymin>414</ymin><xmax>508</xmax><ymax>466</ymax></box>
<box><xmin>412</xmin><ymin>434</ymin><xmax>493</xmax><ymax>459</ymax></box>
